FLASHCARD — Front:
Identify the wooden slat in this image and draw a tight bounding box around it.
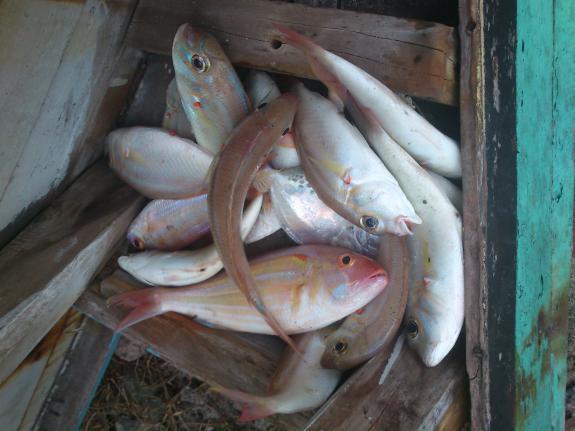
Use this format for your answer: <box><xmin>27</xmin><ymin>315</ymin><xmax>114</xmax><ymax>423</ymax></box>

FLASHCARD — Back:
<box><xmin>75</xmin><ymin>271</ymin><xmax>311</xmax><ymax>430</ymax></box>
<box><xmin>0</xmin><ymin>309</ymin><xmax>82</xmax><ymax>430</ymax></box>
<box><xmin>304</xmin><ymin>338</ymin><xmax>468</xmax><ymax>430</ymax></box>
<box><xmin>34</xmin><ymin>319</ymin><xmax>119</xmax><ymax>431</ymax></box>
<box><xmin>0</xmin><ymin>162</ymin><xmax>144</xmax><ymax>384</ymax></box>
<box><xmin>0</xmin><ymin>0</ymin><xmax>139</xmax><ymax>248</ymax></box>
<box><xmin>126</xmin><ymin>0</ymin><xmax>458</xmax><ymax>105</ymax></box>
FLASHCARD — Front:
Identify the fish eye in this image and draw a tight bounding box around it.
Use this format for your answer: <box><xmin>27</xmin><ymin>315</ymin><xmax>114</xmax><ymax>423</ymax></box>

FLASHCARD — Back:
<box><xmin>360</xmin><ymin>215</ymin><xmax>379</xmax><ymax>232</ymax></box>
<box><xmin>257</xmin><ymin>102</ymin><xmax>267</xmax><ymax>109</ymax></box>
<box><xmin>340</xmin><ymin>255</ymin><xmax>352</xmax><ymax>265</ymax></box>
<box><xmin>406</xmin><ymin>319</ymin><xmax>419</xmax><ymax>339</ymax></box>
<box><xmin>333</xmin><ymin>341</ymin><xmax>348</xmax><ymax>355</ymax></box>
<box><xmin>191</xmin><ymin>54</ymin><xmax>209</xmax><ymax>72</ymax></box>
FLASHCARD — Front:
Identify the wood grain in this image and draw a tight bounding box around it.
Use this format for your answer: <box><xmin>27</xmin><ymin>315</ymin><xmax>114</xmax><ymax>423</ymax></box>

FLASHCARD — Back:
<box><xmin>0</xmin><ymin>0</ymin><xmax>139</xmax><ymax>248</ymax></box>
<box><xmin>75</xmin><ymin>270</ymin><xmax>311</xmax><ymax>430</ymax></box>
<box><xmin>0</xmin><ymin>162</ymin><xmax>144</xmax><ymax>384</ymax></box>
<box><xmin>34</xmin><ymin>319</ymin><xmax>119</xmax><ymax>431</ymax></box>
<box><xmin>127</xmin><ymin>0</ymin><xmax>458</xmax><ymax>105</ymax></box>
<box><xmin>304</xmin><ymin>338</ymin><xmax>468</xmax><ymax>430</ymax></box>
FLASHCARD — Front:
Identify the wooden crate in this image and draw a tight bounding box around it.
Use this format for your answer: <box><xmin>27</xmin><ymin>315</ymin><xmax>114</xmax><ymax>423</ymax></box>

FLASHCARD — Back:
<box><xmin>0</xmin><ymin>0</ymin><xmax>573</xmax><ymax>429</ymax></box>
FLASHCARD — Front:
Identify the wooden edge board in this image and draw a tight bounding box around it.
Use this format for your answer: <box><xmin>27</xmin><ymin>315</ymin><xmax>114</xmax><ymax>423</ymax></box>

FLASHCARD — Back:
<box><xmin>34</xmin><ymin>319</ymin><xmax>119</xmax><ymax>431</ymax></box>
<box><xmin>74</xmin><ymin>270</ymin><xmax>311</xmax><ymax>430</ymax></box>
<box><xmin>0</xmin><ymin>161</ymin><xmax>145</xmax><ymax>383</ymax></box>
<box><xmin>303</xmin><ymin>336</ymin><xmax>468</xmax><ymax>430</ymax></box>
<box><xmin>126</xmin><ymin>0</ymin><xmax>458</xmax><ymax>105</ymax></box>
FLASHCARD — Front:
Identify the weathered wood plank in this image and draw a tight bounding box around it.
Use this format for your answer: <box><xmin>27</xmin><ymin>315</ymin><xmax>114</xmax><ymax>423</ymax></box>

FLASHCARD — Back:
<box><xmin>0</xmin><ymin>309</ymin><xmax>82</xmax><ymax>431</ymax></box>
<box><xmin>34</xmin><ymin>319</ymin><xmax>119</xmax><ymax>431</ymax></box>
<box><xmin>304</xmin><ymin>338</ymin><xmax>468</xmax><ymax>430</ymax></box>
<box><xmin>75</xmin><ymin>271</ymin><xmax>311</xmax><ymax>430</ymax></box>
<box><xmin>0</xmin><ymin>0</ymin><xmax>139</xmax><ymax>248</ymax></box>
<box><xmin>0</xmin><ymin>162</ymin><xmax>144</xmax><ymax>384</ymax></box>
<box><xmin>127</xmin><ymin>0</ymin><xmax>458</xmax><ymax>105</ymax></box>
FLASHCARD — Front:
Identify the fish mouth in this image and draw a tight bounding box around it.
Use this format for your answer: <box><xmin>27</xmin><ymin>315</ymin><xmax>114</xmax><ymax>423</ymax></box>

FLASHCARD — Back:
<box><xmin>367</xmin><ymin>268</ymin><xmax>387</xmax><ymax>281</ymax></box>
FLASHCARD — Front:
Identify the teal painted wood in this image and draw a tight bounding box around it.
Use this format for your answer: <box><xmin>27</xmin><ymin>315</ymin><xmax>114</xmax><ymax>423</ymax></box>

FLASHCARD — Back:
<box><xmin>515</xmin><ymin>0</ymin><xmax>574</xmax><ymax>429</ymax></box>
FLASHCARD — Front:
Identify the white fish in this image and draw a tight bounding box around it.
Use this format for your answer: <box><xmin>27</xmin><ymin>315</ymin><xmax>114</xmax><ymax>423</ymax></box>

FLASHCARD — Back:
<box><xmin>425</xmin><ymin>170</ymin><xmax>462</xmax><ymax>212</ymax></box>
<box><xmin>277</xmin><ymin>25</ymin><xmax>462</xmax><ymax>178</ymax></box>
<box><xmin>245</xmin><ymin>194</ymin><xmax>282</xmax><ymax>244</ymax></box>
<box><xmin>212</xmin><ymin>327</ymin><xmax>341</xmax><ymax>421</ymax></box>
<box><xmin>293</xmin><ymin>83</ymin><xmax>421</xmax><ymax>236</ymax></box>
<box><xmin>162</xmin><ymin>79</ymin><xmax>194</xmax><ymax>140</ymax></box>
<box><xmin>348</xmin><ymin>100</ymin><xmax>463</xmax><ymax>367</ymax></box>
<box><xmin>118</xmin><ymin>195</ymin><xmax>263</xmax><ymax>286</ymax></box>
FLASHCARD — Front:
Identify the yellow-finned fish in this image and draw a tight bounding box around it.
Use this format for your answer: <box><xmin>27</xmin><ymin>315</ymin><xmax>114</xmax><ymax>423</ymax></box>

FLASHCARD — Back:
<box><xmin>173</xmin><ymin>24</ymin><xmax>251</xmax><ymax>154</ymax></box>
<box><xmin>109</xmin><ymin>245</ymin><xmax>388</xmax><ymax>334</ymax></box>
<box><xmin>276</xmin><ymin>25</ymin><xmax>462</xmax><ymax>178</ymax></box>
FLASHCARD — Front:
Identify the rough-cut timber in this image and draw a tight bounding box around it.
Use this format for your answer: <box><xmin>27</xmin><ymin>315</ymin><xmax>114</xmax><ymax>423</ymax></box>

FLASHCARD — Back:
<box><xmin>75</xmin><ymin>271</ymin><xmax>311</xmax><ymax>430</ymax></box>
<box><xmin>304</xmin><ymin>338</ymin><xmax>468</xmax><ymax>430</ymax></box>
<box><xmin>34</xmin><ymin>319</ymin><xmax>119</xmax><ymax>431</ymax></box>
<box><xmin>0</xmin><ymin>0</ymin><xmax>139</xmax><ymax>248</ymax></box>
<box><xmin>0</xmin><ymin>162</ymin><xmax>144</xmax><ymax>384</ymax></box>
<box><xmin>0</xmin><ymin>309</ymin><xmax>82</xmax><ymax>431</ymax></box>
<box><xmin>127</xmin><ymin>0</ymin><xmax>458</xmax><ymax>105</ymax></box>
<box><xmin>460</xmin><ymin>0</ymin><xmax>575</xmax><ymax>429</ymax></box>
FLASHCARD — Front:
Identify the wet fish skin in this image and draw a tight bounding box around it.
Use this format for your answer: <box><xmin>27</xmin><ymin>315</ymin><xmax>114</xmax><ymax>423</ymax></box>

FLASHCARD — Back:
<box><xmin>213</xmin><ymin>327</ymin><xmax>341</xmax><ymax>421</ymax></box>
<box><xmin>321</xmin><ymin>234</ymin><xmax>408</xmax><ymax>370</ymax></box>
<box><xmin>425</xmin><ymin>169</ymin><xmax>462</xmax><ymax>212</ymax></box>
<box><xmin>293</xmin><ymin>83</ymin><xmax>421</xmax><ymax>236</ymax></box>
<box><xmin>270</xmin><ymin>167</ymin><xmax>380</xmax><ymax>257</ymax></box>
<box><xmin>173</xmin><ymin>24</ymin><xmax>251</xmax><ymax>154</ymax></box>
<box><xmin>110</xmin><ymin>245</ymin><xmax>388</xmax><ymax>334</ymax></box>
<box><xmin>348</xmin><ymin>100</ymin><xmax>463</xmax><ymax>367</ymax></box>
<box><xmin>245</xmin><ymin>194</ymin><xmax>282</xmax><ymax>244</ymax></box>
<box><xmin>208</xmin><ymin>94</ymin><xmax>299</xmax><ymax>350</ymax></box>
<box><xmin>119</xmin><ymin>195</ymin><xmax>263</xmax><ymax>286</ymax></box>
<box><xmin>106</xmin><ymin>127</ymin><xmax>213</xmax><ymax>199</ymax></box>
<box><xmin>276</xmin><ymin>25</ymin><xmax>461</xmax><ymax>178</ymax></box>
<box><xmin>162</xmin><ymin>79</ymin><xmax>194</xmax><ymax>140</ymax></box>
<box><xmin>127</xmin><ymin>194</ymin><xmax>209</xmax><ymax>251</ymax></box>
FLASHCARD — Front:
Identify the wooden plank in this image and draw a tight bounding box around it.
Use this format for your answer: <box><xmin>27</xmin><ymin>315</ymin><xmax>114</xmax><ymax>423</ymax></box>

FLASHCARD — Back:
<box><xmin>0</xmin><ymin>162</ymin><xmax>145</xmax><ymax>384</ymax></box>
<box><xmin>303</xmin><ymin>338</ymin><xmax>468</xmax><ymax>430</ymax></box>
<box><xmin>74</xmin><ymin>271</ymin><xmax>311</xmax><ymax>430</ymax></box>
<box><xmin>0</xmin><ymin>309</ymin><xmax>82</xmax><ymax>430</ymax></box>
<box><xmin>34</xmin><ymin>319</ymin><xmax>119</xmax><ymax>431</ymax></box>
<box><xmin>0</xmin><ymin>0</ymin><xmax>139</xmax><ymax>248</ymax></box>
<box><xmin>126</xmin><ymin>0</ymin><xmax>458</xmax><ymax>105</ymax></box>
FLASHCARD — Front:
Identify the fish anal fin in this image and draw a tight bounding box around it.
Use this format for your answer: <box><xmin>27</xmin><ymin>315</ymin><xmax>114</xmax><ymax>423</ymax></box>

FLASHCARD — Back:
<box><xmin>107</xmin><ymin>288</ymin><xmax>166</xmax><ymax>331</ymax></box>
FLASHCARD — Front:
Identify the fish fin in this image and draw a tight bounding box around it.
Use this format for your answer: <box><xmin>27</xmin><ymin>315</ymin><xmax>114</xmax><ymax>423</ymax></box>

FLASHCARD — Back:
<box><xmin>274</xmin><ymin>24</ymin><xmax>318</xmax><ymax>53</ymax></box>
<box><xmin>211</xmin><ymin>385</ymin><xmax>275</xmax><ymax>422</ymax></box>
<box><xmin>252</xmin><ymin>166</ymin><xmax>277</xmax><ymax>194</ymax></box>
<box><xmin>395</xmin><ymin>214</ymin><xmax>422</xmax><ymax>236</ymax></box>
<box><xmin>107</xmin><ymin>288</ymin><xmax>166</xmax><ymax>331</ymax></box>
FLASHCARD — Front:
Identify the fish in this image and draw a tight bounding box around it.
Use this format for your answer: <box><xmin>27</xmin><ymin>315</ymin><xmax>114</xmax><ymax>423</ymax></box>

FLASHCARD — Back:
<box><xmin>321</xmin><ymin>234</ymin><xmax>409</xmax><ymax>370</ymax></box>
<box><xmin>119</xmin><ymin>195</ymin><xmax>263</xmax><ymax>286</ymax></box>
<box><xmin>270</xmin><ymin>167</ymin><xmax>380</xmax><ymax>257</ymax></box>
<box><xmin>109</xmin><ymin>245</ymin><xmax>388</xmax><ymax>334</ymax></box>
<box><xmin>292</xmin><ymin>83</ymin><xmax>421</xmax><ymax>236</ymax></box>
<box><xmin>212</xmin><ymin>327</ymin><xmax>341</xmax><ymax>421</ymax></box>
<box><xmin>162</xmin><ymin>79</ymin><xmax>194</xmax><ymax>140</ymax></box>
<box><xmin>127</xmin><ymin>194</ymin><xmax>209</xmax><ymax>251</ymax></box>
<box><xmin>347</xmin><ymin>100</ymin><xmax>463</xmax><ymax>367</ymax></box>
<box><xmin>425</xmin><ymin>169</ymin><xmax>462</xmax><ymax>212</ymax></box>
<box><xmin>106</xmin><ymin>127</ymin><xmax>213</xmax><ymax>199</ymax></box>
<box><xmin>245</xmin><ymin>194</ymin><xmax>282</xmax><ymax>244</ymax></box>
<box><xmin>173</xmin><ymin>24</ymin><xmax>251</xmax><ymax>154</ymax></box>
<box><xmin>244</xmin><ymin>70</ymin><xmax>300</xmax><ymax>169</ymax></box>
<box><xmin>276</xmin><ymin>25</ymin><xmax>462</xmax><ymax>178</ymax></box>
<box><xmin>208</xmin><ymin>94</ymin><xmax>299</xmax><ymax>350</ymax></box>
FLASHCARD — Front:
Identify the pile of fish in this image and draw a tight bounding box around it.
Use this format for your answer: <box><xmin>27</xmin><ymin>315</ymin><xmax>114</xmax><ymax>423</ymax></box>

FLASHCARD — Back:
<box><xmin>106</xmin><ymin>23</ymin><xmax>464</xmax><ymax>421</ymax></box>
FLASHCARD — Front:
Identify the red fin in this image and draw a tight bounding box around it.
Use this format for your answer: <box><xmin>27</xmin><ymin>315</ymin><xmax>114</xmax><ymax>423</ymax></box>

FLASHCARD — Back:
<box><xmin>211</xmin><ymin>386</ymin><xmax>275</xmax><ymax>422</ymax></box>
<box><xmin>107</xmin><ymin>288</ymin><xmax>166</xmax><ymax>331</ymax></box>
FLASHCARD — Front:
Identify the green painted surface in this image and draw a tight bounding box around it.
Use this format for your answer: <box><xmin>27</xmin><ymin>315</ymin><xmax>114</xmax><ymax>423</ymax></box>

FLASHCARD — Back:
<box><xmin>516</xmin><ymin>0</ymin><xmax>574</xmax><ymax>429</ymax></box>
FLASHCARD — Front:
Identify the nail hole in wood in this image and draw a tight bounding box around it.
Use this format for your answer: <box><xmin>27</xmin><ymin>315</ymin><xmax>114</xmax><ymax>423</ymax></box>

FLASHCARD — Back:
<box><xmin>271</xmin><ymin>39</ymin><xmax>283</xmax><ymax>50</ymax></box>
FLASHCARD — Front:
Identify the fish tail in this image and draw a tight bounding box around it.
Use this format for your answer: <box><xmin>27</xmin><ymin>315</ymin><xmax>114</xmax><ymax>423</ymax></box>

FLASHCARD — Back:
<box><xmin>252</xmin><ymin>166</ymin><xmax>278</xmax><ymax>194</ymax></box>
<box><xmin>107</xmin><ymin>288</ymin><xmax>167</xmax><ymax>331</ymax></box>
<box><xmin>211</xmin><ymin>385</ymin><xmax>275</xmax><ymax>422</ymax></box>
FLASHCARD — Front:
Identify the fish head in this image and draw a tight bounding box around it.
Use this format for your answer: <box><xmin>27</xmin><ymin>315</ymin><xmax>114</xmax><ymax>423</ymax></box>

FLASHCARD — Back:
<box><xmin>260</xmin><ymin>93</ymin><xmax>299</xmax><ymax>136</ymax></box>
<box><xmin>320</xmin><ymin>248</ymin><xmax>388</xmax><ymax>308</ymax></box>
<box><xmin>349</xmin><ymin>182</ymin><xmax>420</xmax><ymax>236</ymax></box>
<box><xmin>172</xmin><ymin>24</ymin><xmax>230</xmax><ymax>90</ymax></box>
<box><xmin>404</xmin><ymin>279</ymin><xmax>463</xmax><ymax>367</ymax></box>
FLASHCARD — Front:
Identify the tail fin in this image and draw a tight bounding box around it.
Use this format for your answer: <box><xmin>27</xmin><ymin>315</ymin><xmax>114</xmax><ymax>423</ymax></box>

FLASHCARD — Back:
<box><xmin>107</xmin><ymin>288</ymin><xmax>166</xmax><ymax>331</ymax></box>
<box><xmin>211</xmin><ymin>385</ymin><xmax>275</xmax><ymax>422</ymax></box>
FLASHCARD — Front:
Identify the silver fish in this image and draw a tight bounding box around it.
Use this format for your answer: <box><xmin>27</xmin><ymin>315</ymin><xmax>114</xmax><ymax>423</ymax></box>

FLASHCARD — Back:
<box><xmin>162</xmin><ymin>79</ymin><xmax>194</xmax><ymax>140</ymax></box>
